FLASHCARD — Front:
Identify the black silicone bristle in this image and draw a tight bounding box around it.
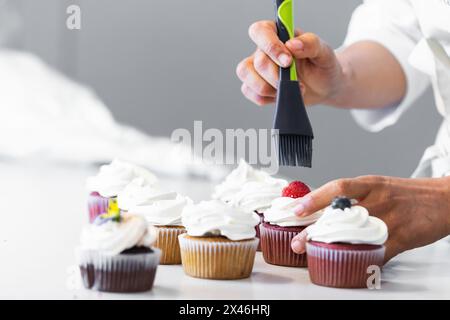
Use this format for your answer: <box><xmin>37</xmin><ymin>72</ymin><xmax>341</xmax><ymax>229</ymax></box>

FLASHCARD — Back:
<box><xmin>272</xmin><ymin>80</ymin><xmax>314</xmax><ymax>168</ymax></box>
<box><xmin>274</xmin><ymin>134</ymin><xmax>312</xmax><ymax>167</ymax></box>
<box><xmin>272</xmin><ymin>2</ymin><xmax>314</xmax><ymax>169</ymax></box>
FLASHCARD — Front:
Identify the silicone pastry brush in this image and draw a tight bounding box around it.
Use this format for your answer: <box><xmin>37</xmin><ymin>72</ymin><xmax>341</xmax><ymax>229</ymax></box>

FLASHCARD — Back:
<box><xmin>272</xmin><ymin>0</ymin><xmax>314</xmax><ymax>167</ymax></box>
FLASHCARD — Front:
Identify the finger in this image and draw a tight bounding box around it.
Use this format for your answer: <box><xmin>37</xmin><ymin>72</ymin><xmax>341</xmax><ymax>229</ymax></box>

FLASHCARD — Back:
<box><xmin>291</xmin><ymin>229</ymin><xmax>308</xmax><ymax>254</ymax></box>
<box><xmin>300</xmin><ymin>82</ymin><xmax>306</xmax><ymax>96</ymax></box>
<box><xmin>383</xmin><ymin>239</ymin><xmax>402</xmax><ymax>264</ymax></box>
<box><xmin>346</xmin><ymin>175</ymin><xmax>393</xmax><ymax>217</ymax></box>
<box><xmin>241</xmin><ymin>84</ymin><xmax>275</xmax><ymax>106</ymax></box>
<box><xmin>294</xmin><ymin>177</ymin><xmax>373</xmax><ymax>217</ymax></box>
<box><xmin>356</xmin><ymin>197</ymin><xmax>391</xmax><ymax>218</ymax></box>
<box><xmin>253</xmin><ymin>49</ymin><xmax>279</xmax><ymax>89</ymax></box>
<box><xmin>383</xmin><ymin>242</ymin><xmax>395</xmax><ymax>264</ymax></box>
<box><xmin>286</xmin><ymin>32</ymin><xmax>335</xmax><ymax>67</ymax></box>
<box><xmin>237</xmin><ymin>56</ymin><xmax>277</xmax><ymax>98</ymax></box>
<box><xmin>248</xmin><ymin>20</ymin><xmax>292</xmax><ymax>68</ymax></box>
<box><xmin>294</xmin><ymin>28</ymin><xmax>304</xmax><ymax>37</ymax></box>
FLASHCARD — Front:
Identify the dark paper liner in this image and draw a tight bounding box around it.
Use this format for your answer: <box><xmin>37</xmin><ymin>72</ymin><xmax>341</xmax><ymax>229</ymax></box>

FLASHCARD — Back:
<box><xmin>306</xmin><ymin>241</ymin><xmax>385</xmax><ymax>288</ymax></box>
<box><xmin>76</xmin><ymin>248</ymin><xmax>160</xmax><ymax>293</ymax></box>
<box><xmin>87</xmin><ymin>192</ymin><xmax>111</xmax><ymax>223</ymax></box>
<box><xmin>178</xmin><ymin>234</ymin><xmax>259</xmax><ymax>280</ymax></box>
<box><xmin>259</xmin><ymin>223</ymin><xmax>307</xmax><ymax>267</ymax></box>
<box><xmin>154</xmin><ymin>226</ymin><xmax>186</xmax><ymax>265</ymax></box>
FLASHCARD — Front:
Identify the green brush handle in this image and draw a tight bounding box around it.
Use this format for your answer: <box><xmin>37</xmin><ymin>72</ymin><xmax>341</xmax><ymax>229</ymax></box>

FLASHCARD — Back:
<box><xmin>276</xmin><ymin>0</ymin><xmax>298</xmax><ymax>81</ymax></box>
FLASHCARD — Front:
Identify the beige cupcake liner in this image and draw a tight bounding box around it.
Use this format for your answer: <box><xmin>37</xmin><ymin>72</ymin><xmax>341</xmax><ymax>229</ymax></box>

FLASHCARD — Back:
<box><xmin>178</xmin><ymin>234</ymin><xmax>259</xmax><ymax>280</ymax></box>
<box><xmin>153</xmin><ymin>226</ymin><xmax>186</xmax><ymax>265</ymax></box>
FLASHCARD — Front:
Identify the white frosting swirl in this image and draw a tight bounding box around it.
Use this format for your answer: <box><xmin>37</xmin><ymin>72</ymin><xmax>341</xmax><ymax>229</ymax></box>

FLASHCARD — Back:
<box><xmin>118</xmin><ymin>177</ymin><xmax>192</xmax><ymax>226</ymax></box>
<box><xmin>264</xmin><ymin>197</ymin><xmax>323</xmax><ymax>227</ymax></box>
<box><xmin>306</xmin><ymin>205</ymin><xmax>388</xmax><ymax>245</ymax></box>
<box><xmin>117</xmin><ymin>177</ymin><xmax>177</xmax><ymax>210</ymax></box>
<box><xmin>181</xmin><ymin>200</ymin><xmax>260</xmax><ymax>241</ymax></box>
<box><xmin>79</xmin><ymin>214</ymin><xmax>158</xmax><ymax>256</ymax></box>
<box><xmin>212</xmin><ymin>160</ymin><xmax>287</xmax><ymax>212</ymax></box>
<box><xmin>86</xmin><ymin>159</ymin><xmax>158</xmax><ymax>198</ymax></box>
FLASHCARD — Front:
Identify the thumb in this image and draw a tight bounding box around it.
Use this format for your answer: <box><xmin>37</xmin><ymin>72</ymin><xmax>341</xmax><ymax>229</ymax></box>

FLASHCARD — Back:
<box><xmin>286</xmin><ymin>32</ymin><xmax>335</xmax><ymax>66</ymax></box>
<box><xmin>291</xmin><ymin>229</ymin><xmax>308</xmax><ymax>254</ymax></box>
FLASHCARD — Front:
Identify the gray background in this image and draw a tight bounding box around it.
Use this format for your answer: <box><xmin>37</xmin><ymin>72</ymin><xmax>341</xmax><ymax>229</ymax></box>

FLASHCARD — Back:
<box><xmin>1</xmin><ymin>0</ymin><xmax>441</xmax><ymax>185</ymax></box>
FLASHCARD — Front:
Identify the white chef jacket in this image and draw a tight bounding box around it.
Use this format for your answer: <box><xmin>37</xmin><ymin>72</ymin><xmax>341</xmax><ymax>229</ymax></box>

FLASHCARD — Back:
<box><xmin>343</xmin><ymin>0</ymin><xmax>450</xmax><ymax>178</ymax></box>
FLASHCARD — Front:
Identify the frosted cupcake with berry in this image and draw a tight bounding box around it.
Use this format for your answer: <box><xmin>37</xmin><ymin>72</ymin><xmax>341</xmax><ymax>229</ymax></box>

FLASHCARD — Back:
<box><xmin>179</xmin><ymin>200</ymin><xmax>259</xmax><ymax>280</ymax></box>
<box><xmin>212</xmin><ymin>160</ymin><xmax>287</xmax><ymax>249</ymax></box>
<box><xmin>86</xmin><ymin>159</ymin><xmax>157</xmax><ymax>223</ymax></box>
<box><xmin>76</xmin><ymin>201</ymin><xmax>160</xmax><ymax>292</ymax></box>
<box><xmin>306</xmin><ymin>197</ymin><xmax>388</xmax><ymax>288</ymax></box>
<box><xmin>260</xmin><ymin>181</ymin><xmax>322</xmax><ymax>267</ymax></box>
<box><xmin>118</xmin><ymin>177</ymin><xmax>192</xmax><ymax>265</ymax></box>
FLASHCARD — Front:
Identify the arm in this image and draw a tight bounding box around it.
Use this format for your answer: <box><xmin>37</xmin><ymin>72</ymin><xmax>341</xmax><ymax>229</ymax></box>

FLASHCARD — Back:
<box><xmin>237</xmin><ymin>0</ymin><xmax>429</xmax><ymax>114</ymax></box>
<box><xmin>328</xmin><ymin>41</ymin><xmax>406</xmax><ymax>109</ymax></box>
<box><xmin>291</xmin><ymin>175</ymin><xmax>450</xmax><ymax>262</ymax></box>
<box><xmin>236</xmin><ymin>22</ymin><xmax>406</xmax><ymax>110</ymax></box>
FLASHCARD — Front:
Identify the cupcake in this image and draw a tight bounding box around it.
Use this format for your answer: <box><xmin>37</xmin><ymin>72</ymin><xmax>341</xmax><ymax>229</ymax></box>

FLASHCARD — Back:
<box><xmin>118</xmin><ymin>177</ymin><xmax>192</xmax><ymax>265</ymax></box>
<box><xmin>178</xmin><ymin>200</ymin><xmax>260</xmax><ymax>280</ymax></box>
<box><xmin>260</xmin><ymin>181</ymin><xmax>322</xmax><ymax>267</ymax></box>
<box><xmin>86</xmin><ymin>159</ymin><xmax>157</xmax><ymax>223</ymax></box>
<box><xmin>306</xmin><ymin>197</ymin><xmax>388</xmax><ymax>288</ymax></box>
<box><xmin>76</xmin><ymin>204</ymin><xmax>160</xmax><ymax>293</ymax></box>
<box><xmin>212</xmin><ymin>160</ymin><xmax>287</xmax><ymax>250</ymax></box>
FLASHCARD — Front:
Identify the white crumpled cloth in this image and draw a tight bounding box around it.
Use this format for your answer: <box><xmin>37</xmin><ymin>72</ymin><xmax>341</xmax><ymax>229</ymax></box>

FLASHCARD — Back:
<box><xmin>0</xmin><ymin>50</ymin><xmax>226</xmax><ymax>180</ymax></box>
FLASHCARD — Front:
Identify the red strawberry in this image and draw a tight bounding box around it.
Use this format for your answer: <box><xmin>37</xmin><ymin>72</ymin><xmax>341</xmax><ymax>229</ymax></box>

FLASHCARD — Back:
<box><xmin>282</xmin><ymin>181</ymin><xmax>311</xmax><ymax>198</ymax></box>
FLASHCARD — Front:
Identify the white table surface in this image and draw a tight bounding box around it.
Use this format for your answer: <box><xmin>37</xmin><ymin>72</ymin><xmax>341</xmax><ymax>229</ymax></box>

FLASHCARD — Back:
<box><xmin>1</xmin><ymin>161</ymin><xmax>450</xmax><ymax>300</ymax></box>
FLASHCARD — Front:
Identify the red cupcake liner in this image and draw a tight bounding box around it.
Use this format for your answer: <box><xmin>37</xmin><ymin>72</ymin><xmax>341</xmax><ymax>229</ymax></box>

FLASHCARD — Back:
<box><xmin>259</xmin><ymin>223</ymin><xmax>307</xmax><ymax>267</ymax></box>
<box><xmin>255</xmin><ymin>212</ymin><xmax>264</xmax><ymax>252</ymax></box>
<box><xmin>87</xmin><ymin>192</ymin><xmax>111</xmax><ymax>223</ymax></box>
<box><xmin>306</xmin><ymin>241</ymin><xmax>385</xmax><ymax>288</ymax></box>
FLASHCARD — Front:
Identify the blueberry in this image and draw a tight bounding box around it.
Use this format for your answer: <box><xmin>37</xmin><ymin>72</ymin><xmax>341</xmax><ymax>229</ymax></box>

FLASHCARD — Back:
<box><xmin>331</xmin><ymin>196</ymin><xmax>352</xmax><ymax>210</ymax></box>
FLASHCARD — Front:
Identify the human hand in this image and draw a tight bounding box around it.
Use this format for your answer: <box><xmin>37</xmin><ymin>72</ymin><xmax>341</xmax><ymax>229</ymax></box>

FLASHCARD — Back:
<box><xmin>290</xmin><ymin>175</ymin><xmax>450</xmax><ymax>262</ymax></box>
<box><xmin>236</xmin><ymin>20</ymin><xmax>346</xmax><ymax>106</ymax></box>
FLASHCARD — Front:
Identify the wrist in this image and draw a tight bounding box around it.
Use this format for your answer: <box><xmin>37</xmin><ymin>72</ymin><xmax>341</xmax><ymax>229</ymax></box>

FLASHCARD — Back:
<box><xmin>323</xmin><ymin>51</ymin><xmax>355</xmax><ymax>108</ymax></box>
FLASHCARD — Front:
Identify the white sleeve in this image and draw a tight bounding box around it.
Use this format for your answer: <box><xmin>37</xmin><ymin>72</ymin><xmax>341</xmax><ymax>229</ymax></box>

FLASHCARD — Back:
<box><xmin>343</xmin><ymin>0</ymin><xmax>430</xmax><ymax>132</ymax></box>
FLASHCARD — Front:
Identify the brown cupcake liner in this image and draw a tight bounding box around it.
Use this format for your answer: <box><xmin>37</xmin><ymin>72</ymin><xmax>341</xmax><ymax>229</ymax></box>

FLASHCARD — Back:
<box><xmin>306</xmin><ymin>242</ymin><xmax>385</xmax><ymax>288</ymax></box>
<box><xmin>76</xmin><ymin>248</ymin><xmax>160</xmax><ymax>292</ymax></box>
<box><xmin>153</xmin><ymin>226</ymin><xmax>186</xmax><ymax>265</ymax></box>
<box><xmin>178</xmin><ymin>234</ymin><xmax>259</xmax><ymax>280</ymax></box>
<box><xmin>259</xmin><ymin>223</ymin><xmax>307</xmax><ymax>267</ymax></box>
